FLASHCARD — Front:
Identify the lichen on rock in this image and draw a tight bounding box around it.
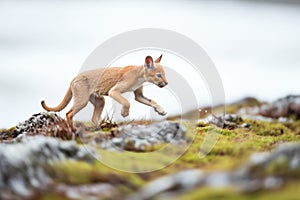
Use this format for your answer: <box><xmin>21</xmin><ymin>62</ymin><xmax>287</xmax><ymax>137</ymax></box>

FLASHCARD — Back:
<box><xmin>131</xmin><ymin>142</ymin><xmax>300</xmax><ymax>199</ymax></box>
<box><xmin>0</xmin><ymin>135</ymin><xmax>97</xmax><ymax>199</ymax></box>
<box><xmin>0</xmin><ymin>112</ymin><xmax>75</xmax><ymax>142</ymax></box>
<box><xmin>81</xmin><ymin>121</ymin><xmax>187</xmax><ymax>152</ymax></box>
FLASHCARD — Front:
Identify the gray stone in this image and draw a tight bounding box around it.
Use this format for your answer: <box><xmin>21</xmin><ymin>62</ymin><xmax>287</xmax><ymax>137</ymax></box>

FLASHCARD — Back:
<box><xmin>0</xmin><ymin>112</ymin><xmax>75</xmax><ymax>142</ymax></box>
<box><xmin>205</xmin><ymin>172</ymin><xmax>231</xmax><ymax>188</ymax></box>
<box><xmin>98</xmin><ymin>122</ymin><xmax>186</xmax><ymax>152</ymax></box>
<box><xmin>134</xmin><ymin>142</ymin><xmax>300</xmax><ymax>198</ymax></box>
<box><xmin>0</xmin><ymin>136</ymin><xmax>96</xmax><ymax>198</ymax></box>
<box><xmin>198</xmin><ymin>114</ymin><xmax>246</xmax><ymax>129</ymax></box>
<box><xmin>130</xmin><ymin>169</ymin><xmax>204</xmax><ymax>200</ymax></box>
<box><xmin>56</xmin><ymin>183</ymin><xmax>118</xmax><ymax>200</ymax></box>
<box><xmin>260</xmin><ymin>95</ymin><xmax>300</xmax><ymax>119</ymax></box>
<box><xmin>235</xmin><ymin>95</ymin><xmax>300</xmax><ymax>121</ymax></box>
<box><xmin>263</xmin><ymin>176</ymin><xmax>283</xmax><ymax>190</ymax></box>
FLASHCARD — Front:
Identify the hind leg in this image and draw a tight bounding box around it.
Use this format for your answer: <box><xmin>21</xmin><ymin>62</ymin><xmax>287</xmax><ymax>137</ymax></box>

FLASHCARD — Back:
<box><xmin>89</xmin><ymin>94</ymin><xmax>105</xmax><ymax>126</ymax></box>
<box><xmin>66</xmin><ymin>80</ymin><xmax>90</xmax><ymax>130</ymax></box>
<box><xmin>66</xmin><ymin>108</ymin><xmax>75</xmax><ymax>131</ymax></box>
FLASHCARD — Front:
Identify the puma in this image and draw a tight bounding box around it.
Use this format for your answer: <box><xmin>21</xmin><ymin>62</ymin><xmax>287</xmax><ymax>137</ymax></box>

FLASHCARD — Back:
<box><xmin>41</xmin><ymin>55</ymin><xmax>168</xmax><ymax>130</ymax></box>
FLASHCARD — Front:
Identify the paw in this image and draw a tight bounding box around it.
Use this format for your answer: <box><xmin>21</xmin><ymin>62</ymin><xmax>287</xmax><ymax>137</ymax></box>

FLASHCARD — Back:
<box><xmin>121</xmin><ymin>107</ymin><xmax>129</xmax><ymax>117</ymax></box>
<box><xmin>92</xmin><ymin>117</ymin><xmax>101</xmax><ymax>126</ymax></box>
<box><xmin>154</xmin><ymin>105</ymin><xmax>167</xmax><ymax>116</ymax></box>
<box><xmin>69</xmin><ymin>124</ymin><xmax>77</xmax><ymax>132</ymax></box>
<box><xmin>95</xmin><ymin>120</ymin><xmax>102</xmax><ymax>130</ymax></box>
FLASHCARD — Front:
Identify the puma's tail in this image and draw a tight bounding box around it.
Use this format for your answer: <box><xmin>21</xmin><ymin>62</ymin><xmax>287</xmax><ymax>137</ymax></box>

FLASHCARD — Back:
<box><xmin>41</xmin><ymin>86</ymin><xmax>72</xmax><ymax>112</ymax></box>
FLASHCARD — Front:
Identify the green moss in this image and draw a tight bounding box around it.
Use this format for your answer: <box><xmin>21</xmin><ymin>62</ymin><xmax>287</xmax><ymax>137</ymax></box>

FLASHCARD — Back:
<box><xmin>179</xmin><ymin>119</ymin><xmax>300</xmax><ymax>172</ymax></box>
<box><xmin>42</xmin><ymin>192</ymin><xmax>69</xmax><ymax>200</ymax></box>
<box><xmin>101</xmin><ymin>127</ymin><xmax>111</xmax><ymax>132</ymax></box>
<box><xmin>44</xmin><ymin>117</ymin><xmax>300</xmax><ymax>199</ymax></box>
<box><xmin>250</xmin><ymin>121</ymin><xmax>290</xmax><ymax>136</ymax></box>
<box><xmin>285</xmin><ymin>120</ymin><xmax>300</xmax><ymax>135</ymax></box>
<box><xmin>51</xmin><ymin>160</ymin><xmax>96</xmax><ymax>184</ymax></box>
<box><xmin>176</xmin><ymin>181</ymin><xmax>300</xmax><ymax>200</ymax></box>
<box><xmin>264</xmin><ymin>154</ymin><xmax>300</xmax><ymax>177</ymax></box>
<box><xmin>177</xmin><ymin>187</ymin><xmax>237</xmax><ymax>200</ymax></box>
<box><xmin>50</xmin><ymin>159</ymin><xmax>145</xmax><ymax>190</ymax></box>
<box><xmin>197</xmin><ymin>126</ymin><xmax>233</xmax><ymax>136</ymax></box>
<box><xmin>265</xmin><ymin>155</ymin><xmax>290</xmax><ymax>176</ymax></box>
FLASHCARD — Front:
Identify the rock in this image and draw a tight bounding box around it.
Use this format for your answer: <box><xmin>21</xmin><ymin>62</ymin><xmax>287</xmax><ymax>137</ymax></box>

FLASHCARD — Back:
<box><xmin>231</xmin><ymin>142</ymin><xmax>300</xmax><ymax>192</ymax></box>
<box><xmin>198</xmin><ymin>114</ymin><xmax>248</xmax><ymax>129</ymax></box>
<box><xmin>0</xmin><ymin>136</ymin><xmax>97</xmax><ymax>198</ymax></box>
<box><xmin>226</xmin><ymin>95</ymin><xmax>300</xmax><ymax>122</ymax></box>
<box><xmin>133</xmin><ymin>142</ymin><xmax>300</xmax><ymax>199</ymax></box>
<box><xmin>198</xmin><ymin>114</ymin><xmax>224</xmax><ymax>128</ymax></box>
<box><xmin>197</xmin><ymin>95</ymin><xmax>300</xmax><ymax>124</ymax></box>
<box><xmin>230</xmin><ymin>143</ymin><xmax>300</xmax><ymax>192</ymax></box>
<box><xmin>236</xmin><ymin>95</ymin><xmax>300</xmax><ymax>121</ymax></box>
<box><xmin>128</xmin><ymin>169</ymin><xmax>204</xmax><ymax>200</ymax></box>
<box><xmin>242</xmin><ymin>115</ymin><xmax>274</xmax><ymax>122</ymax></box>
<box><xmin>241</xmin><ymin>123</ymin><xmax>250</xmax><ymax>128</ymax></box>
<box><xmin>260</xmin><ymin>95</ymin><xmax>300</xmax><ymax>119</ymax></box>
<box><xmin>224</xmin><ymin>114</ymin><xmax>242</xmax><ymax>123</ymax></box>
<box><xmin>96</xmin><ymin>122</ymin><xmax>186</xmax><ymax>152</ymax></box>
<box><xmin>55</xmin><ymin>183</ymin><xmax>118</xmax><ymax>200</ymax></box>
<box><xmin>0</xmin><ymin>112</ymin><xmax>75</xmax><ymax>142</ymax></box>
<box><xmin>205</xmin><ymin>172</ymin><xmax>231</xmax><ymax>188</ymax></box>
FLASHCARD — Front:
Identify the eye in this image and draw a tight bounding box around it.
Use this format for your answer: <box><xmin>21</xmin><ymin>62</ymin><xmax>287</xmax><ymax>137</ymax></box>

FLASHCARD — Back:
<box><xmin>156</xmin><ymin>73</ymin><xmax>162</xmax><ymax>78</ymax></box>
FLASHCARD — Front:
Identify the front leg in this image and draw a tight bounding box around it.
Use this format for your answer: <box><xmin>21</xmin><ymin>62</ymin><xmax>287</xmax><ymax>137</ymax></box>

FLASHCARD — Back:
<box><xmin>134</xmin><ymin>87</ymin><xmax>167</xmax><ymax>116</ymax></box>
<box><xmin>108</xmin><ymin>87</ymin><xmax>130</xmax><ymax>117</ymax></box>
<box><xmin>89</xmin><ymin>94</ymin><xmax>105</xmax><ymax>126</ymax></box>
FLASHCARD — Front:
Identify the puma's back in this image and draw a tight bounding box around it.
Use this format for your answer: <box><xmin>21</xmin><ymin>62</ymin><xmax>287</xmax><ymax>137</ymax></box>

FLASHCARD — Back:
<box><xmin>74</xmin><ymin>66</ymin><xmax>140</xmax><ymax>96</ymax></box>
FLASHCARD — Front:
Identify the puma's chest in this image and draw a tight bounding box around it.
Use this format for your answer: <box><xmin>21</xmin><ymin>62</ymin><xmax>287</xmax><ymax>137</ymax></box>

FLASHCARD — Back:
<box><xmin>128</xmin><ymin>77</ymin><xmax>145</xmax><ymax>91</ymax></box>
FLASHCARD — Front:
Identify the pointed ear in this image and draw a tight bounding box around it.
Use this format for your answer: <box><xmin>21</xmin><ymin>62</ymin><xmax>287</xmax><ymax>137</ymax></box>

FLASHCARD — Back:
<box><xmin>154</xmin><ymin>54</ymin><xmax>163</xmax><ymax>63</ymax></box>
<box><xmin>144</xmin><ymin>55</ymin><xmax>154</xmax><ymax>69</ymax></box>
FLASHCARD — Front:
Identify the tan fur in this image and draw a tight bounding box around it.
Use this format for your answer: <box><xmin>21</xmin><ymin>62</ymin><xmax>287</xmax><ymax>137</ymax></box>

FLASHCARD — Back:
<box><xmin>41</xmin><ymin>55</ymin><xmax>168</xmax><ymax>130</ymax></box>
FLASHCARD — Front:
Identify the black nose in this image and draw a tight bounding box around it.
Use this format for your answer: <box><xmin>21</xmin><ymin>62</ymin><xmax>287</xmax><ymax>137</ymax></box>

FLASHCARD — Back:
<box><xmin>158</xmin><ymin>82</ymin><xmax>167</xmax><ymax>88</ymax></box>
<box><xmin>165</xmin><ymin>82</ymin><xmax>168</xmax><ymax>85</ymax></box>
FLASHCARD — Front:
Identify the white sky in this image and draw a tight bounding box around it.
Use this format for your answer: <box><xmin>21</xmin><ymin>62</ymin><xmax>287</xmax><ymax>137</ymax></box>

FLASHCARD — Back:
<box><xmin>0</xmin><ymin>0</ymin><xmax>300</xmax><ymax>127</ymax></box>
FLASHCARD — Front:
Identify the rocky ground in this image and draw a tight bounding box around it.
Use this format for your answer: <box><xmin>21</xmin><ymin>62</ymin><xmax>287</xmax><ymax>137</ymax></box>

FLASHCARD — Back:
<box><xmin>0</xmin><ymin>95</ymin><xmax>300</xmax><ymax>200</ymax></box>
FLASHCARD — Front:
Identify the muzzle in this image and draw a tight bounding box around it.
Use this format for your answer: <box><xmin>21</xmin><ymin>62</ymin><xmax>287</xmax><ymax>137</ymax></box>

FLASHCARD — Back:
<box><xmin>158</xmin><ymin>82</ymin><xmax>168</xmax><ymax>88</ymax></box>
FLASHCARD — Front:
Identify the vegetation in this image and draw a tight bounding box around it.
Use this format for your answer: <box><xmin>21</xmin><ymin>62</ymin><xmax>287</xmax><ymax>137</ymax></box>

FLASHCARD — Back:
<box><xmin>177</xmin><ymin>181</ymin><xmax>300</xmax><ymax>200</ymax></box>
<box><xmin>2</xmin><ymin>97</ymin><xmax>299</xmax><ymax>199</ymax></box>
<box><xmin>43</xmin><ymin>117</ymin><xmax>300</xmax><ymax>199</ymax></box>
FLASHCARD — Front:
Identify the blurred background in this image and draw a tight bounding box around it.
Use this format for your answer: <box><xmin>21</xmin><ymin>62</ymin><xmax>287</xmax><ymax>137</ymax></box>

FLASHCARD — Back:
<box><xmin>1</xmin><ymin>0</ymin><xmax>300</xmax><ymax>128</ymax></box>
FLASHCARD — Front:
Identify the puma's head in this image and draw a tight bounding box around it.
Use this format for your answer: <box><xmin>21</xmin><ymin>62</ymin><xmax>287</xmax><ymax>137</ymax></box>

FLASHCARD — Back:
<box><xmin>144</xmin><ymin>54</ymin><xmax>168</xmax><ymax>88</ymax></box>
